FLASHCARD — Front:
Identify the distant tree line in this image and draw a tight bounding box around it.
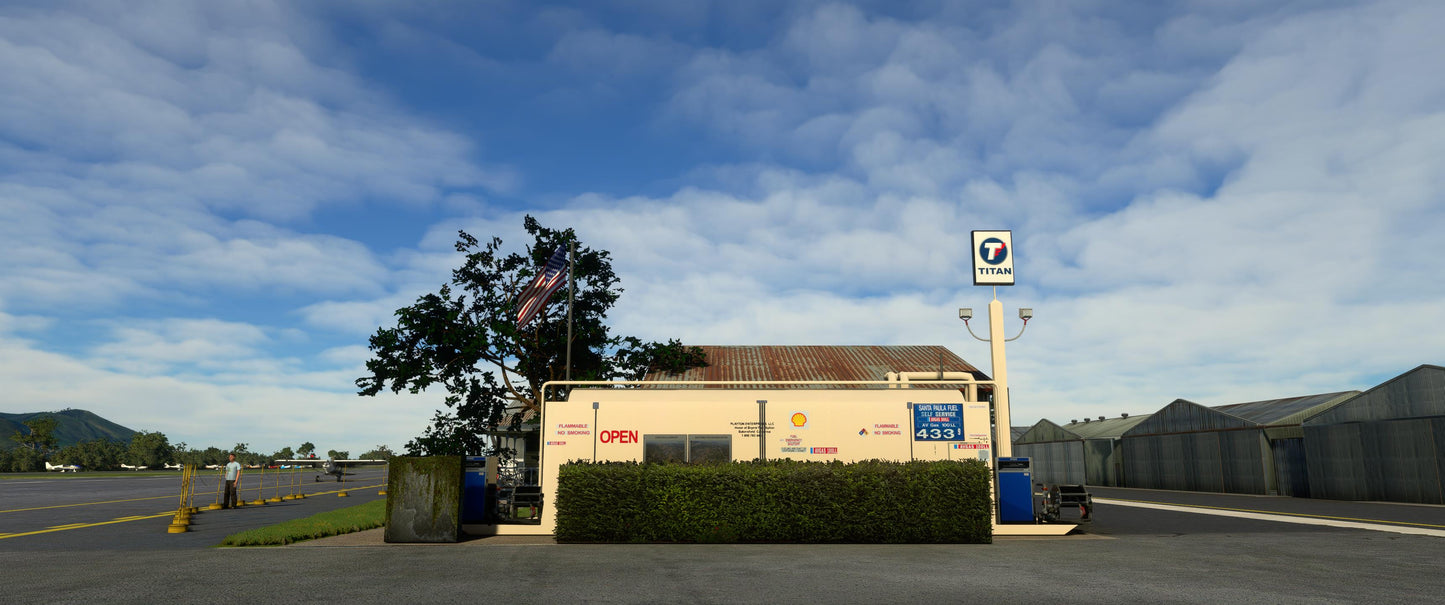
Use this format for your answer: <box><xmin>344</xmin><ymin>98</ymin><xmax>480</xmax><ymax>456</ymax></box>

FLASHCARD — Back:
<box><xmin>2</xmin><ymin>419</ymin><xmax>394</xmax><ymax>472</ymax></box>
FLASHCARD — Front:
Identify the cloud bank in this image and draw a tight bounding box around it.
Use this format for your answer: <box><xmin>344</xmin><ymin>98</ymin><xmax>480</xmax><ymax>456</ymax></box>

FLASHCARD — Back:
<box><xmin>2</xmin><ymin>1</ymin><xmax>1441</xmax><ymax>451</ymax></box>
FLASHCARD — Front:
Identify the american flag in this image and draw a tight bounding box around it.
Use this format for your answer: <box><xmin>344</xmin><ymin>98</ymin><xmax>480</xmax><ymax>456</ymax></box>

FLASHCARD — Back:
<box><xmin>515</xmin><ymin>245</ymin><xmax>568</xmax><ymax>329</ymax></box>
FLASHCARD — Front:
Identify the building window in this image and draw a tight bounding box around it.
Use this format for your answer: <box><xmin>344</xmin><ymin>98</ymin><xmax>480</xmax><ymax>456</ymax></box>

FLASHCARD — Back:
<box><xmin>687</xmin><ymin>434</ymin><xmax>732</xmax><ymax>464</ymax></box>
<box><xmin>644</xmin><ymin>434</ymin><xmax>731</xmax><ymax>464</ymax></box>
<box><xmin>644</xmin><ymin>434</ymin><xmax>687</xmax><ymax>464</ymax></box>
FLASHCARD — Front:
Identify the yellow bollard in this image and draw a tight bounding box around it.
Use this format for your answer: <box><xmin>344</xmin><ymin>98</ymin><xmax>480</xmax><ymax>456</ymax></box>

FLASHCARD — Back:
<box><xmin>168</xmin><ymin>466</ymin><xmax>192</xmax><ymax>533</ymax></box>
<box><xmin>266</xmin><ymin>464</ymin><xmax>283</xmax><ymax>503</ymax></box>
<box><xmin>183</xmin><ymin>465</ymin><xmax>200</xmax><ymax>514</ymax></box>
<box><xmin>208</xmin><ymin>466</ymin><xmax>224</xmax><ymax>510</ymax></box>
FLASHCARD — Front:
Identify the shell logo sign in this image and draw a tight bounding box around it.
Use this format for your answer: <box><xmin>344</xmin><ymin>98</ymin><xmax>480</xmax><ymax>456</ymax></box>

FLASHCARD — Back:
<box><xmin>790</xmin><ymin>412</ymin><xmax>808</xmax><ymax>428</ymax></box>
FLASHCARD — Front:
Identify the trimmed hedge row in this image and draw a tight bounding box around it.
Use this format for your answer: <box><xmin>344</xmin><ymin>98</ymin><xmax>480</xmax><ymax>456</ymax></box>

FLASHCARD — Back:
<box><xmin>555</xmin><ymin>459</ymin><xmax>992</xmax><ymax>543</ymax></box>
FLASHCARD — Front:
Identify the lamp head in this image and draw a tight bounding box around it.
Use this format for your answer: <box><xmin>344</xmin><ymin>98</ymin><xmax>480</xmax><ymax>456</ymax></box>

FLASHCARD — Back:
<box><xmin>958</xmin><ymin>308</ymin><xmax>973</xmax><ymax>321</ymax></box>
<box><xmin>1018</xmin><ymin>308</ymin><xmax>1033</xmax><ymax>320</ymax></box>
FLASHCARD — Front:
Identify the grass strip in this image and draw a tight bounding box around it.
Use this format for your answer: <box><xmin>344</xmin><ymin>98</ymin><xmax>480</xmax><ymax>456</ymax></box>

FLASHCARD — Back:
<box><xmin>220</xmin><ymin>499</ymin><xmax>386</xmax><ymax>547</ymax></box>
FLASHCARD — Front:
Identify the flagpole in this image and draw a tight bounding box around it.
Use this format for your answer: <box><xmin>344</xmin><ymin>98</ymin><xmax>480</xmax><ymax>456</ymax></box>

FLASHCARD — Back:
<box><xmin>565</xmin><ymin>240</ymin><xmax>574</xmax><ymax>382</ymax></box>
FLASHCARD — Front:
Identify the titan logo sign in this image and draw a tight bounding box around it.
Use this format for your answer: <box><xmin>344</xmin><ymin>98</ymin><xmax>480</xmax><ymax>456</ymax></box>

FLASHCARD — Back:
<box><xmin>971</xmin><ymin>230</ymin><xmax>1015</xmax><ymax>286</ymax></box>
<box><xmin>979</xmin><ymin>238</ymin><xmax>1008</xmax><ymax>265</ymax></box>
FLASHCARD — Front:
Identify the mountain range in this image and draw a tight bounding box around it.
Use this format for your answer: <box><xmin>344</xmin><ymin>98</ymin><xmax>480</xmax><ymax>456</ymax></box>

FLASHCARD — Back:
<box><xmin>1</xmin><ymin>409</ymin><xmax>137</xmax><ymax>450</ymax></box>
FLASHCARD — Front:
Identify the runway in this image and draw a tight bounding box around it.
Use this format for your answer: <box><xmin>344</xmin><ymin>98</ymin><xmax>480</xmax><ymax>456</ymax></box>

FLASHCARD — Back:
<box><xmin>0</xmin><ymin>467</ymin><xmax>388</xmax><ymax>550</ymax></box>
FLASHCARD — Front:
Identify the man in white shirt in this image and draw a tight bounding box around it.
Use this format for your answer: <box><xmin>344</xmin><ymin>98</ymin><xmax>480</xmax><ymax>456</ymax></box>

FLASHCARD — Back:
<box><xmin>223</xmin><ymin>453</ymin><xmax>243</xmax><ymax>509</ymax></box>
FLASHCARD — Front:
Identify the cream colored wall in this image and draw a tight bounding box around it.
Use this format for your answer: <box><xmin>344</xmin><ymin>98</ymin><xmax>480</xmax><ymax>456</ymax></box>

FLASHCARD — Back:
<box><xmin>538</xmin><ymin>388</ymin><xmax>994</xmax><ymax>532</ymax></box>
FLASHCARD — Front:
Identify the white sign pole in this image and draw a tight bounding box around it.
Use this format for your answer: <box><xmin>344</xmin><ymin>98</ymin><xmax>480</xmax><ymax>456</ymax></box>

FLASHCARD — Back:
<box><xmin>988</xmin><ymin>292</ymin><xmax>1011</xmax><ymax>459</ymax></box>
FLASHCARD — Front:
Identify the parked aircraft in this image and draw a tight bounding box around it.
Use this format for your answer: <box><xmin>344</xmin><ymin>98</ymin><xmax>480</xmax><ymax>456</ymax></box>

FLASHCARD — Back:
<box><xmin>164</xmin><ymin>462</ymin><xmax>182</xmax><ymax>470</ymax></box>
<box><xmin>273</xmin><ymin>459</ymin><xmax>386</xmax><ymax>483</ymax></box>
<box><xmin>120</xmin><ymin>464</ymin><xmax>148</xmax><ymax>471</ymax></box>
<box><xmin>204</xmin><ymin>464</ymin><xmax>222</xmax><ymax>470</ymax></box>
<box><xmin>45</xmin><ymin>461</ymin><xmax>81</xmax><ymax>472</ymax></box>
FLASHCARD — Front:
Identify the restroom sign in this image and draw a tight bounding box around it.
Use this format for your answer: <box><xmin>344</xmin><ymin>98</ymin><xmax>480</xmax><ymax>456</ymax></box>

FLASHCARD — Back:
<box><xmin>972</xmin><ymin>230</ymin><xmax>1015</xmax><ymax>286</ymax></box>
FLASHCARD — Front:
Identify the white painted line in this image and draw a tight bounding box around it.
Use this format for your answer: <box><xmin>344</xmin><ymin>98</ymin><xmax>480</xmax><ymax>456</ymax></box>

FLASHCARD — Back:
<box><xmin>1096</xmin><ymin>498</ymin><xmax>1445</xmax><ymax>538</ymax></box>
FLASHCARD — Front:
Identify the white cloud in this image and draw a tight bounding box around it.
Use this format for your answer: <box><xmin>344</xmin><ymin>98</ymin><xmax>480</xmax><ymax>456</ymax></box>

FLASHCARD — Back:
<box><xmin>87</xmin><ymin>318</ymin><xmax>270</xmax><ymax>375</ymax></box>
<box><xmin>0</xmin><ymin>308</ymin><xmax>432</xmax><ymax>453</ymax></box>
<box><xmin>0</xmin><ymin>1</ymin><xmax>515</xmax><ymax>312</ymax></box>
<box><xmin>355</xmin><ymin>0</ymin><xmax>1443</xmax><ymax>428</ymax></box>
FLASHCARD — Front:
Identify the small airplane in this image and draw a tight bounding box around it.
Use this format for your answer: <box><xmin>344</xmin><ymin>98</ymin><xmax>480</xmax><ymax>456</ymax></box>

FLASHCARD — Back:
<box><xmin>120</xmin><ymin>464</ymin><xmax>149</xmax><ymax>471</ymax></box>
<box><xmin>315</xmin><ymin>459</ymin><xmax>352</xmax><ymax>482</ymax></box>
<box><xmin>46</xmin><ymin>461</ymin><xmax>81</xmax><ymax>472</ymax></box>
<box><xmin>274</xmin><ymin>459</ymin><xmax>385</xmax><ymax>482</ymax></box>
<box><xmin>204</xmin><ymin>464</ymin><xmax>222</xmax><ymax>470</ymax></box>
<box><xmin>164</xmin><ymin>462</ymin><xmax>182</xmax><ymax>470</ymax></box>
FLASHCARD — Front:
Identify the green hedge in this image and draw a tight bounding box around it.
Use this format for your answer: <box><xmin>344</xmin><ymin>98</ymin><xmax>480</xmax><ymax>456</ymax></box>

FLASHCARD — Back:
<box><xmin>555</xmin><ymin>459</ymin><xmax>992</xmax><ymax>543</ymax></box>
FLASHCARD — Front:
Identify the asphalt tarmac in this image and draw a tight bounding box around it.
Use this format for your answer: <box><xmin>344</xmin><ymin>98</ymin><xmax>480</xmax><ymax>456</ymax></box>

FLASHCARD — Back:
<box><xmin>0</xmin><ymin>467</ymin><xmax>388</xmax><ymax>550</ymax></box>
<box><xmin>2</xmin><ymin>478</ymin><xmax>1443</xmax><ymax>604</ymax></box>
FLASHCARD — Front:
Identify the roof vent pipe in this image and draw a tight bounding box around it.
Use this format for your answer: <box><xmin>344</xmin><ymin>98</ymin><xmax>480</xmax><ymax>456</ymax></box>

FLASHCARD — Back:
<box><xmin>888</xmin><ymin>371</ymin><xmax>979</xmax><ymax>402</ymax></box>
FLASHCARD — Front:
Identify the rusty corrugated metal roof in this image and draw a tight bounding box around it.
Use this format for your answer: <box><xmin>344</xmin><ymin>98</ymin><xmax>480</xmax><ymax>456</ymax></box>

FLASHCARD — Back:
<box><xmin>643</xmin><ymin>345</ymin><xmax>989</xmax><ymax>389</ymax></box>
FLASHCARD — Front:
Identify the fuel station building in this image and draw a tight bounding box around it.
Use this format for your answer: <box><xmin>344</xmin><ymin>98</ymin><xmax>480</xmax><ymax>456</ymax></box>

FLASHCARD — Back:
<box><xmin>530</xmin><ymin>345</ymin><xmax>1011</xmax><ymax>535</ymax></box>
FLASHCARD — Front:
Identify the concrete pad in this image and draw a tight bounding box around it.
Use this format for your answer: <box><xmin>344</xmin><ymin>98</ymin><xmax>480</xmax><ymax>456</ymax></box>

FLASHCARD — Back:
<box><xmin>992</xmin><ymin>523</ymin><xmax>1076</xmax><ymax>536</ymax></box>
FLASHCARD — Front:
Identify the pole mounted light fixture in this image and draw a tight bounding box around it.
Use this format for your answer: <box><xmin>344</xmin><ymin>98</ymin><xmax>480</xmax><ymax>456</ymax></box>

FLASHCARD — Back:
<box><xmin>960</xmin><ymin>307</ymin><xmax>1032</xmax><ymax>342</ymax></box>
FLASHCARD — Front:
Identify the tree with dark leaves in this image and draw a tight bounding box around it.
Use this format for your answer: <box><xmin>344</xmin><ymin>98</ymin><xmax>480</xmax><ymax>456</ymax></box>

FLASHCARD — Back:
<box><xmin>10</xmin><ymin>417</ymin><xmax>58</xmax><ymax>453</ymax></box>
<box><xmin>357</xmin><ymin>216</ymin><xmax>706</xmax><ymax>458</ymax></box>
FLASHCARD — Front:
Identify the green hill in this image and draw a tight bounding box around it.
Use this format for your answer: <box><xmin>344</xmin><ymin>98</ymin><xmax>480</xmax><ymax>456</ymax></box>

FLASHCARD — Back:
<box><xmin>1</xmin><ymin>409</ymin><xmax>137</xmax><ymax>450</ymax></box>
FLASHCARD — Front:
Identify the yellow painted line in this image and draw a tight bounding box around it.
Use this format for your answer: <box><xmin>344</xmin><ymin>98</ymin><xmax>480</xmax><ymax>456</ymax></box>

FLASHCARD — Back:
<box><xmin>0</xmin><ymin>494</ymin><xmax>177</xmax><ymax>514</ymax></box>
<box><xmin>1100</xmin><ymin>497</ymin><xmax>1445</xmax><ymax>529</ymax></box>
<box><xmin>0</xmin><ymin>482</ymin><xmax>387</xmax><ymax>542</ymax></box>
<box><xmin>0</xmin><ymin>511</ymin><xmax>174</xmax><ymax>541</ymax></box>
<box><xmin>305</xmin><ymin>483</ymin><xmax>385</xmax><ymax>497</ymax></box>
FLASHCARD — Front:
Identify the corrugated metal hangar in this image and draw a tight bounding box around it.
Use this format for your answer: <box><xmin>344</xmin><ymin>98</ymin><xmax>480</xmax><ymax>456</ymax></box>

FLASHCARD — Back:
<box><xmin>1014</xmin><ymin>414</ymin><xmax>1148</xmax><ymax>487</ymax></box>
<box><xmin>1302</xmin><ymin>365</ymin><xmax>1445</xmax><ymax>504</ymax></box>
<box><xmin>1017</xmin><ymin>365</ymin><xmax>1445</xmax><ymax>504</ymax></box>
<box><xmin>1118</xmin><ymin>392</ymin><xmax>1356</xmax><ymax>496</ymax></box>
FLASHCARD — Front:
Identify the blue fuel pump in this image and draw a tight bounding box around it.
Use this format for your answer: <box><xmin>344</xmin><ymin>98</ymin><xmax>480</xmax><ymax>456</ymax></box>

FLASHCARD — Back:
<box><xmin>997</xmin><ymin>457</ymin><xmax>1034</xmax><ymax>524</ymax></box>
<box><xmin>462</xmin><ymin>456</ymin><xmax>489</xmax><ymax>524</ymax></box>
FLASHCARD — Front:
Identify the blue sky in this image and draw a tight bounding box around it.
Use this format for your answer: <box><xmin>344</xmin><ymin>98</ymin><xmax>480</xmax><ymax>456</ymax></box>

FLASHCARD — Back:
<box><xmin>2</xmin><ymin>0</ymin><xmax>1442</xmax><ymax>454</ymax></box>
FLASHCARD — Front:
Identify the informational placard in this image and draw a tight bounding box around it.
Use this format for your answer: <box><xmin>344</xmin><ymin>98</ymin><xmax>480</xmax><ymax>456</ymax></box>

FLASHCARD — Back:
<box><xmin>912</xmin><ymin>403</ymin><xmax>963</xmax><ymax>441</ymax></box>
<box><xmin>971</xmin><ymin>230</ymin><xmax>1015</xmax><ymax>286</ymax></box>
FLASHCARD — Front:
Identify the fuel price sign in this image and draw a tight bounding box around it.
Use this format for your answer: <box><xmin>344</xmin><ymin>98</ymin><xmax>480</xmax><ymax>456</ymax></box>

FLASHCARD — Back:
<box><xmin>912</xmin><ymin>403</ymin><xmax>963</xmax><ymax>441</ymax></box>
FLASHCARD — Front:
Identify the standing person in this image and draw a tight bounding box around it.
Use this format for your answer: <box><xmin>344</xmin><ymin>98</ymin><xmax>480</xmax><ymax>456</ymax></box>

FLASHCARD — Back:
<box><xmin>223</xmin><ymin>453</ymin><xmax>243</xmax><ymax>509</ymax></box>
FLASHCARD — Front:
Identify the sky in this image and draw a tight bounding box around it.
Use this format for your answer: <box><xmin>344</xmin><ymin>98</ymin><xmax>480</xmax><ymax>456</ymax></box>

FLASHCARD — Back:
<box><xmin>2</xmin><ymin>0</ymin><xmax>1443</xmax><ymax>455</ymax></box>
